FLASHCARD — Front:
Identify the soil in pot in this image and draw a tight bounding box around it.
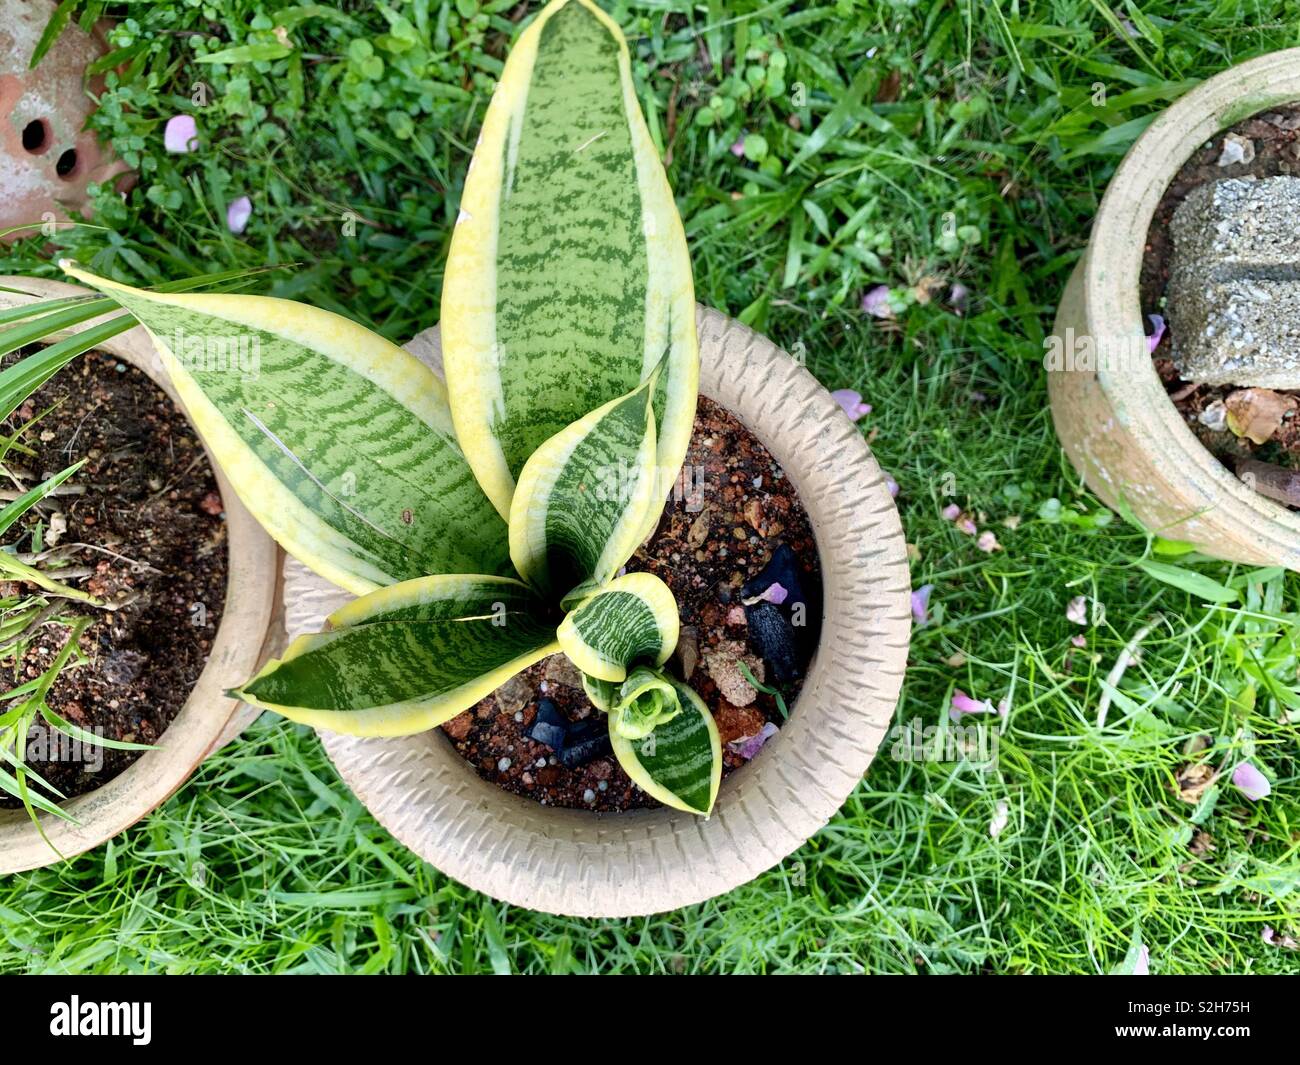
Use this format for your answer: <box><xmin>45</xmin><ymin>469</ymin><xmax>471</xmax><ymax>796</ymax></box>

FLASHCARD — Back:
<box><xmin>0</xmin><ymin>350</ymin><xmax>228</xmax><ymax>804</ymax></box>
<box><xmin>441</xmin><ymin>396</ymin><xmax>823</xmax><ymax>812</ymax></box>
<box><xmin>1141</xmin><ymin>103</ymin><xmax>1300</xmax><ymax>507</ymax></box>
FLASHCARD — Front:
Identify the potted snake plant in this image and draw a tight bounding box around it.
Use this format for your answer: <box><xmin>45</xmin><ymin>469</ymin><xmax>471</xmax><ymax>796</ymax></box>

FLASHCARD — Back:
<box><xmin>9</xmin><ymin>0</ymin><xmax>910</xmax><ymax>910</ymax></box>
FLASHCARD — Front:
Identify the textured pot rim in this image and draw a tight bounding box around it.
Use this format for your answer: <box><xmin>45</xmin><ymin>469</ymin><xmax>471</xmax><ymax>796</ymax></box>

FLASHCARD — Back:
<box><xmin>0</xmin><ymin>277</ymin><xmax>277</xmax><ymax>875</ymax></box>
<box><xmin>309</xmin><ymin>306</ymin><xmax>911</xmax><ymax>918</ymax></box>
<box><xmin>1084</xmin><ymin>48</ymin><xmax>1300</xmax><ymax>553</ymax></box>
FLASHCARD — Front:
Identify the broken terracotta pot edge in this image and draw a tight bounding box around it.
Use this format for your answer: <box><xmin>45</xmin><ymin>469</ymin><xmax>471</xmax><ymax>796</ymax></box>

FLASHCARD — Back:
<box><xmin>0</xmin><ymin>277</ymin><xmax>277</xmax><ymax>875</ymax></box>
<box><xmin>286</xmin><ymin>306</ymin><xmax>912</xmax><ymax>918</ymax></box>
<box><xmin>1048</xmin><ymin>48</ymin><xmax>1300</xmax><ymax>570</ymax></box>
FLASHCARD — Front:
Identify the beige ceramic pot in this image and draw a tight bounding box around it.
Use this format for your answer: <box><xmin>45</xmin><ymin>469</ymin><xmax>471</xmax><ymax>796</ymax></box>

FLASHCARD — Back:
<box><xmin>284</xmin><ymin>307</ymin><xmax>911</xmax><ymax>918</ymax></box>
<box><xmin>1048</xmin><ymin>48</ymin><xmax>1300</xmax><ymax>569</ymax></box>
<box><xmin>0</xmin><ymin>277</ymin><xmax>278</xmax><ymax>874</ymax></box>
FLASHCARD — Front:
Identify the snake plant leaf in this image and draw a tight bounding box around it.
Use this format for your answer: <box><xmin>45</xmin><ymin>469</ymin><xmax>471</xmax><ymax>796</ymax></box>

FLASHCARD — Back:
<box><xmin>557</xmin><ymin>571</ymin><xmax>678</xmax><ymax>683</ymax></box>
<box><xmin>581</xmin><ymin>672</ymin><xmax>618</xmax><ymax>713</ymax></box>
<box><xmin>442</xmin><ymin>0</ymin><xmax>698</xmax><ymax>519</ymax></box>
<box><xmin>508</xmin><ymin>371</ymin><xmax>662</xmax><ymax>598</ymax></box>
<box><xmin>608</xmin><ymin>673</ymin><xmax>721</xmax><ymax>815</ymax></box>
<box><xmin>232</xmin><ymin>574</ymin><xmax>559</xmax><ymax>736</ymax></box>
<box><xmin>59</xmin><ymin>264</ymin><xmax>510</xmax><ymax>595</ymax></box>
<box><xmin>608</xmin><ymin>664</ymin><xmax>682</xmax><ymax>740</ymax></box>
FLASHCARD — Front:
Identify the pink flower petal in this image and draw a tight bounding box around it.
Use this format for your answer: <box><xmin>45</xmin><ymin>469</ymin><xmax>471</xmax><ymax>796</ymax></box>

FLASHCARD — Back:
<box><xmin>1133</xmin><ymin>944</ymin><xmax>1150</xmax><ymax>975</ymax></box>
<box><xmin>729</xmin><ymin>135</ymin><xmax>746</xmax><ymax>158</ymax></box>
<box><xmin>860</xmin><ymin>284</ymin><xmax>894</xmax><ymax>319</ymax></box>
<box><xmin>955</xmin><ymin>517</ymin><xmax>977</xmax><ymax>536</ymax></box>
<box><xmin>911</xmin><ymin>584</ymin><xmax>933</xmax><ymax>626</ymax></box>
<box><xmin>729</xmin><ymin>721</ymin><xmax>778</xmax><ymax>760</ymax></box>
<box><xmin>164</xmin><ymin>114</ymin><xmax>199</xmax><ymax>153</ymax></box>
<box><xmin>949</xmin><ymin>689</ymin><xmax>995</xmax><ymax>722</ymax></box>
<box><xmin>759</xmin><ymin>582</ymin><xmax>788</xmax><ymax>605</ymax></box>
<box><xmin>884</xmin><ymin>472</ymin><xmax>899</xmax><ymax>498</ymax></box>
<box><xmin>1146</xmin><ymin>313</ymin><xmax>1166</xmax><ymax>354</ymax></box>
<box><xmin>831</xmin><ymin>389</ymin><xmax>872</xmax><ymax>421</ymax></box>
<box><xmin>941</xmin><ymin>503</ymin><xmax>961</xmax><ymax>521</ymax></box>
<box><xmin>989</xmin><ymin>799</ymin><xmax>1009</xmax><ymax>838</ymax></box>
<box><xmin>1070</xmin><ymin>634</ymin><xmax>1087</xmax><ymax>648</ymax></box>
<box><xmin>949</xmin><ymin>282</ymin><xmax>969</xmax><ymax>314</ymax></box>
<box><xmin>976</xmin><ymin>530</ymin><xmax>1001</xmax><ymax>553</ymax></box>
<box><xmin>226</xmin><ymin>195</ymin><xmax>252</xmax><ymax>235</ymax></box>
<box><xmin>996</xmin><ymin>697</ymin><xmax>1009</xmax><ymax>719</ymax></box>
<box><xmin>1262</xmin><ymin>926</ymin><xmax>1299</xmax><ymax>949</ymax></box>
<box><xmin>1232</xmin><ymin>761</ymin><xmax>1271</xmax><ymax>801</ymax></box>
<box><xmin>1066</xmin><ymin>595</ymin><xmax>1087</xmax><ymax>625</ymax></box>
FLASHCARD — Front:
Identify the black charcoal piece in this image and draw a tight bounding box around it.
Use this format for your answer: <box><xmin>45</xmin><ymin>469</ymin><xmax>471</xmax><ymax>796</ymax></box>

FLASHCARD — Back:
<box><xmin>744</xmin><ymin>600</ymin><xmax>801</xmax><ymax>682</ymax></box>
<box><xmin>524</xmin><ymin>697</ymin><xmax>569</xmax><ymax>750</ymax></box>
<box><xmin>742</xmin><ymin>542</ymin><xmax>807</xmax><ymax>608</ymax></box>
<box><xmin>557</xmin><ymin>718</ymin><xmax>612</xmax><ymax>767</ymax></box>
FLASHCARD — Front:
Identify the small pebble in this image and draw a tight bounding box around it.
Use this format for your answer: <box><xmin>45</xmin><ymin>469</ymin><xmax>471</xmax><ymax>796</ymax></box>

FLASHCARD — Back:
<box><xmin>513</xmin><ymin>711</ymin><xmax>523</xmax><ymax>723</ymax></box>
<box><xmin>583</xmin><ymin>789</ymin><xmax>596</xmax><ymax>804</ymax></box>
<box><xmin>536</xmin><ymin>757</ymin><xmax>547</xmax><ymax>768</ymax></box>
<box><xmin>497</xmin><ymin>757</ymin><xmax>511</xmax><ymax>772</ymax></box>
<box><xmin>597</xmin><ymin>780</ymin><xmax>608</xmax><ymax>792</ymax></box>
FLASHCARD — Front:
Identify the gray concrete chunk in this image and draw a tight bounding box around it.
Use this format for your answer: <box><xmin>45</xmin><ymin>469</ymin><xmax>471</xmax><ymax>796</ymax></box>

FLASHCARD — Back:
<box><xmin>1167</xmin><ymin>176</ymin><xmax>1300</xmax><ymax>388</ymax></box>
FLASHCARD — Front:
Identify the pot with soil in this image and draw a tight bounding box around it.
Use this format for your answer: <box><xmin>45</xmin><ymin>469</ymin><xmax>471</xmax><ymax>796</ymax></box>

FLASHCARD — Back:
<box><xmin>0</xmin><ymin>278</ymin><xmax>277</xmax><ymax>874</ymax></box>
<box><xmin>16</xmin><ymin>0</ymin><xmax>910</xmax><ymax>915</ymax></box>
<box><xmin>1048</xmin><ymin>48</ymin><xmax>1300</xmax><ymax>568</ymax></box>
<box><xmin>286</xmin><ymin>309</ymin><xmax>910</xmax><ymax>917</ymax></box>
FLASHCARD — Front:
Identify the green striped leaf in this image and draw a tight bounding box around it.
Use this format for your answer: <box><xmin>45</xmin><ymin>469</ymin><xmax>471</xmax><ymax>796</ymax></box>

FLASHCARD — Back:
<box><xmin>60</xmin><ymin>264</ymin><xmax>510</xmax><ymax>595</ymax></box>
<box><xmin>608</xmin><ymin>673</ymin><xmax>721</xmax><ymax>815</ymax></box>
<box><xmin>442</xmin><ymin>0</ymin><xmax>698</xmax><ymax>518</ymax></box>
<box><xmin>556</xmin><ymin>571</ymin><xmax>677</xmax><ymax>682</ymax></box>
<box><xmin>508</xmin><ymin>372</ymin><xmax>661</xmax><ymax>598</ymax></box>
<box><xmin>232</xmin><ymin>575</ymin><xmax>559</xmax><ymax>736</ymax></box>
<box><xmin>581</xmin><ymin>672</ymin><xmax>618</xmax><ymax>713</ymax></box>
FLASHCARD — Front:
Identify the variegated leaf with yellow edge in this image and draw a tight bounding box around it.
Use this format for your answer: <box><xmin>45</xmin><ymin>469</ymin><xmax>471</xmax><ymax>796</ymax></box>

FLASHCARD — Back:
<box><xmin>59</xmin><ymin>263</ymin><xmax>511</xmax><ymax>596</ymax></box>
<box><xmin>508</xmin><ymin>370</ymin><xmax>662</xmax><ymax>598</ymax></box>
<box><xmin>556</xmin><ymin>571</ymin><xmax>678</xmax><ymax>683</ymax></box>
<box><xmin>442</xmin><ymin>0</ymin><xmax>698</xmax><ymax>519</ymax></box>
<box><xmin>231</xmin><ymin>574</ymin><xmax>558</xmax><ymax>736</ymax></box>
<box><xmin>608</xmin><ymin>672</ymin><xmax>722</xmax><ymax>815</ymax></box>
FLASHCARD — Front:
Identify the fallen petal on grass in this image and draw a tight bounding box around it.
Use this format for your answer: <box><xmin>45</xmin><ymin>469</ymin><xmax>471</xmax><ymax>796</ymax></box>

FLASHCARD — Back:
<box><xmin>1232</xmin><ymin>761</ymin><xmax>1271</xmax><ymax>801</ymax></box>
<box><xmin>831</xmin><ymin>389</ymin><xmax>872</xmax><ymax>421</ymax></box>
<box><xmin>989</xmin><ymin>799</ymin><xmax>1009</xmax><ymax>838</ymax></box>
<box><xmin>911</xmin><ymin>584</ymin><xmax>933</xmax><ymax>626</ymax></box>
<box><xmin>860</xmin><ymin>284</ymin><xmax>894</xmax><ymax>318</ymax></box>
<box><xmin>164</xmin><ymin>114</ymin><xmax>199</xmax><ymax>153</ymax></box>
<box><xmin>227</xmin><ymin>195</ymin><xmax>252</xmax><ymax>234</ymax></box>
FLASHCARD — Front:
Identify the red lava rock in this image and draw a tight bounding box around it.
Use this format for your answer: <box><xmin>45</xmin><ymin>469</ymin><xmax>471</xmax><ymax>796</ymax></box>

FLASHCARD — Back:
<box><xmin>712</xmin><ymin>699</ymin><xmax>766</xmax><ymax>746</ymax></box>
<box><xmin>199</xmin><ymin>491</ymin><xmax>224</xmax><ymax>516</ymax></box>
<box><xmin>441</xmin><ymin>712</ymin><xmax>473</xmax><ymax>742</ymax></box>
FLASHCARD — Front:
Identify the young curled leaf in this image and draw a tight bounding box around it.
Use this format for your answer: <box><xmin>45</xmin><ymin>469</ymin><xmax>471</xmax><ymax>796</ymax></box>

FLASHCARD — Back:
<box><xmin>232</xmin><ymin>575</ymin><xmax>559</xmax><ymax>736</ymax></box>
<box><xmin>608</xmin><ymin>672</ymin><xmax>721</xmax><ymax>815</ymax></box>
<box><xmin>508</xmin><ymin>372</ymin><xmax>661</xmax><ymax>598</ymax></box>
<box><xmin>556</xmin><ymin>571</ymin><xmax>678</xmax><ymax>682</ymax></box>
<box><xmin>609</xmin><ymin>665</ymin><xmax>683</xmax><ymax>741</ymax></box>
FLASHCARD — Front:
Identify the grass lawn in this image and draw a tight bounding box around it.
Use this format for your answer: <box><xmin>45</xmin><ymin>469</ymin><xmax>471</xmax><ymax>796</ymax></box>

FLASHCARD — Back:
<box><xmin>2</xmin><ymin>0</ymin><xmax>1298</xmax><ymax>974</ymax></box>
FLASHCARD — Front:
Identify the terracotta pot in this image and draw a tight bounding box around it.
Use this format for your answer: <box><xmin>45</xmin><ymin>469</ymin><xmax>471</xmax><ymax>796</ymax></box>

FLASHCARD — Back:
<box><xmin>0</xmin><ymin>278</ymin><xmax>278</xmax><ymax>874</ymax></box>
<box><xmin>1</xmin><ymin>0</ymin><xmax>133</xmax><ymax>244</ymax></box>
<box><xmin>283</xmin><ymin>308</ymin><xmax>911</xmax><ymax>917</ymax></box>
<box><xmin>1048</xmin><ymin>49</ymin><xmax>1300</xmax><ymax>569</ymax></box>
